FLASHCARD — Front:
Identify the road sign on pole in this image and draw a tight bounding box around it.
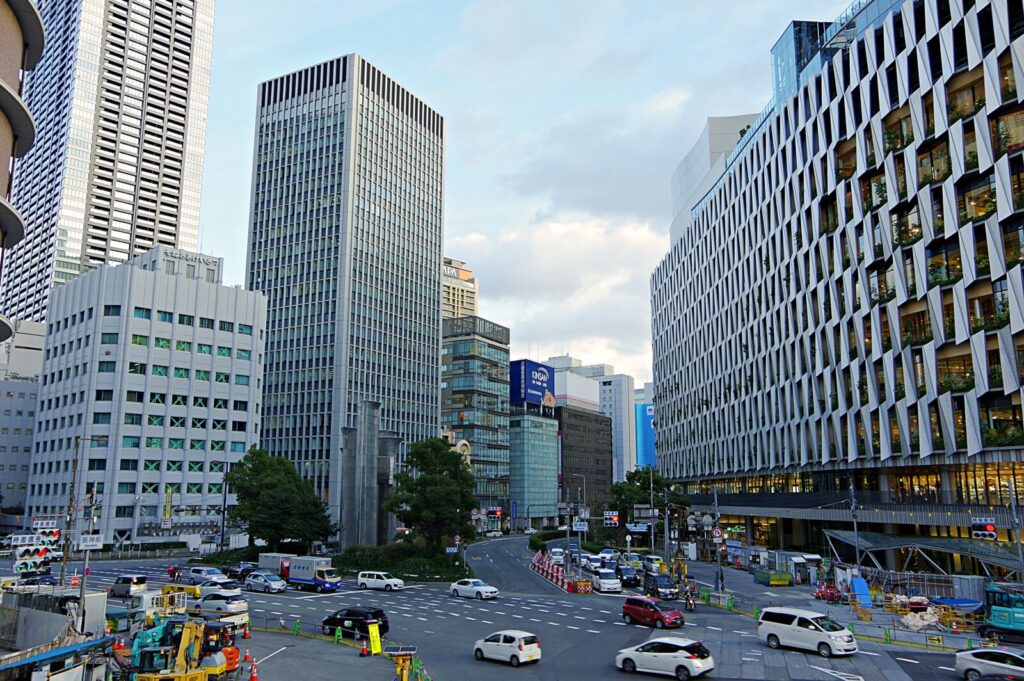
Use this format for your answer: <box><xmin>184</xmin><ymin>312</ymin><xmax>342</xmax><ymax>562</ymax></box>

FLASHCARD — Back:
<box><xmin>625</xmin><ymin>535</ymin><xmax>632</xmax><ymax>544</ymax></box>
<box><xmin>78</xmin><ymin>534</ymin><xmax>103</xmax><ymax>551</ymax></box>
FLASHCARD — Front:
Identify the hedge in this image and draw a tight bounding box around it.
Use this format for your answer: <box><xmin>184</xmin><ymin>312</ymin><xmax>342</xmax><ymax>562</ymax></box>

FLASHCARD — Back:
<box><xmin>332</xmin><ymin>543</ymin><xmax>470</xmax><ymax>582</ymax></box>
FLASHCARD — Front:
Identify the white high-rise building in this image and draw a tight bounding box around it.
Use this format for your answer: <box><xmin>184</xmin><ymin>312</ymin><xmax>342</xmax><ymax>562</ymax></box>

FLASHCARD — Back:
<box><xmin>26</xmin><ymin>247</ymin><xmax>266</xmax><ymax>544</ymax></box>
<box><xmin>0</xmin><ymin>319</ymin><xmax>45</xmax><ymax>509</ymax></box>
<box><xmin>1</xmin><ymin>0</ymin><xmax>215</xmax><ymax>323</ymax></box>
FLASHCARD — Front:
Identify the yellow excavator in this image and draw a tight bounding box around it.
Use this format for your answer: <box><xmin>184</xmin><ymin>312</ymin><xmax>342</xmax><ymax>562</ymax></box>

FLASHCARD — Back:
<box><xmin>136</xmin><ymin>619</ymin><xmax>209</xmax><ymax>681</ymax></box>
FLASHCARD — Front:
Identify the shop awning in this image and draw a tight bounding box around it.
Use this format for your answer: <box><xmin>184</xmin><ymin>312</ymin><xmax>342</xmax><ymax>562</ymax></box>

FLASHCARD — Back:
<box><xmin>790</xmin><ymin>556</ymin><xmax>806</xmax><ymax>563</ymax></box>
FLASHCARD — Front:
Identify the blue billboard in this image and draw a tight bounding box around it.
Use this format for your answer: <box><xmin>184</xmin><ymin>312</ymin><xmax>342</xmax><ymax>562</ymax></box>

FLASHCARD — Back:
<box><xmin>635</xmin><ymin>403</ymin><xmax>656</xmax><ymax>469</ymax></box>
<box><xmin>510</xmin><ymin>359</ymin><xmax>555</xmax><ymax>406</ymax></box>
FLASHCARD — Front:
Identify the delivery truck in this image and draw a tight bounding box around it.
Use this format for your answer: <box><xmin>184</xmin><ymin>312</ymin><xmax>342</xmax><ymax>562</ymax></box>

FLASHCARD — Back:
<box><xmin>257</xmin><ymin>552</ymin><xmax>295</xmax><ymax>575</ymax></box>
<box><xmin>281</xmin><ymin>556</ymin><xmax>341</xmax><ymax>592</ymax></box>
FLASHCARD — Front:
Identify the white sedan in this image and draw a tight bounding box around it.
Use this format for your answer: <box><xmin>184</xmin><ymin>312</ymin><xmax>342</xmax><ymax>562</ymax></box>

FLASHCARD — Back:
<box><xmin>195</xmin><ymin>592</ymin><xmax>248</xmax><ymax>614</ymax></box>
<box><xmin>485</xmin><ymin>530</ymin><xmax>503</xmax><ymax>538</ymax></box>
<box><xmin>474</xmin><ymin>630</ymin><xmax>541</xmax><ymax>667</ymax></box>
<box><xmin>197</xmin><ymin>579</ymin><xmax>242</xmax><ymax>597</ymax></box>
<box><xmin>615</xmin><ymin>637</ymin><xmax>714</xmax><ymax>678</ymax></box>
<box><xmin>450</xmin><ymin>578</ymin><xmax>500</xmax><ymax>600</ymax></box>
<box><xmin>593</xmin><ymin>569</ymin><xmax>622</xmax><ymax>593</ymax></box>
<box><xmin>523</xmin><ymin>528</ymin><xmax>538</xmax><ymax>535</ymax></box>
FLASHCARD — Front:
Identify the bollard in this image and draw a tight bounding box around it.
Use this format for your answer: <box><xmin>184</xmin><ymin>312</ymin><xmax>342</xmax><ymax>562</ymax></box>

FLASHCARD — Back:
<box><xmin>334</xmin><ymin>628</ymin><xmax>343</xmax><ymax>645</ymax></box>
<box><xmin>966</xmin><ymin>638</ymin><xmax>973</xmax><ymax>649</ymax></box>
<box><xmin>293</xmin><ymin>619</ymin><xmax>301</xmax><ymax>636</ymax></box>
<box><xmin>726</xmin><ymin>594</ymin><xmax>736</xmax><ymax>610</ymax></box>
<box><xmin>882</xmin><ymin>627</ymin><xmax>892</xmax><ymax>644</ymax></box>
<box><xmin>847</xmin><ymin>622</ymin><xmax>855</xmax><ymax>634</ymax></box>
<box><xmin>754</xmin><ymin>606</ymin><xmax>761</xmax><ymax>619</ymax></box>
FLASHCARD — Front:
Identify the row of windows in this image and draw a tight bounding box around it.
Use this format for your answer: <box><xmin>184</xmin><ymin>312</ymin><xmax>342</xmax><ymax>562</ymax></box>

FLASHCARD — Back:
<box><xmin>33</xmin><ymin>481</ymin><xmax>224</xmax><ymax>498</ymax></box>
<box><xmin>84</xmin><ymin>458</ymin><xmax>229</xmax><ymax>472</ymax></box>
<box><xmin>97</xmin><ymin>361</ymin><xmax>250</xmax><ymax>384</ymax></box>
<box><xmin>103</xmin><ymin>332</ymin><xmax>252</xmax><ymax>360</ymax></box>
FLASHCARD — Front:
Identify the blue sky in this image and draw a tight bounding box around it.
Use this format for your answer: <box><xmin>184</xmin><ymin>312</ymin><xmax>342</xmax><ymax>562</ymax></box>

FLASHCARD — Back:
<box><xmin>199</xmin><ymin>0</ymin><xmax>849</xmax><ymax>383</ymax></box>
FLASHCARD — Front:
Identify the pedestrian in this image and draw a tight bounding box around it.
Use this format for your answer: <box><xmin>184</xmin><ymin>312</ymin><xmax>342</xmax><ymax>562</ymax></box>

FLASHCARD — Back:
<box><xmin>166</xmin><ymin>565</ymin><xmax>176</xmax><ymax>581</ymax></box>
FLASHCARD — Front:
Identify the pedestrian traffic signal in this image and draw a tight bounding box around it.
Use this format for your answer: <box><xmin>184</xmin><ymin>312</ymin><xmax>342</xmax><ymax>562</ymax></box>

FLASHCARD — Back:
<box><xmin>971</xmin><ymin>517</ymin><xmax>998</xmax><ymax>540</ymax></box>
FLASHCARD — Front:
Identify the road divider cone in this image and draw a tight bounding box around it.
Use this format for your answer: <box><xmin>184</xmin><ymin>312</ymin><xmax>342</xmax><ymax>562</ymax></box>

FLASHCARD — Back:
<box><xmin>249</xmin><ymin>660</ymin><xmax>258</xmax><ymax>681</ymax></box>
<box><xmin>243</xmin><ymin>624</ymin><xmax>251</xmax><ymax>639</ymax></box>
<box><xmin>359</xmin><ymin>640</ymin><xmax>369</xmax><ymax>657</ymax></box>
<box><xmin>243</xmin><ymin>648</ymin><xmax>251</xmax><ymax>663</ymax></box>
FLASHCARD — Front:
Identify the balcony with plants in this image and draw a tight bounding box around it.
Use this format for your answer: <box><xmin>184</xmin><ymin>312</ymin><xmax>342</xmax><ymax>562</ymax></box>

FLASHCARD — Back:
<box><xmin>965</xmin><ymin>126</ymin><xmax>980</xmax><ymax>170</ymax></box>
<box><xmin>1003</xmin><ymin>222</ymin><xmax>1024</xmax><ymax>268</ymax></box>
<box><xmin>957</xmin><ymin>173</ymin><xmax>997</xmax><ymax>226</ymax></box>
<box><xmin>1001</xmin><ymin>56</ymin><xmax>1018</xmax><ymax>102</ymax></box>
<box><xmin>937</xmin><ymin>355</ymin><xmax>974</xmax><ymax>393</ymax></box>
<box><xmin>990</xmin><ymin>363</ymin><xmax>1005</xmax><ymax>390</ymax></box>
<box><xmin>947</xmin><ymin>77</ymin><xmax>986</xmax><ymax>125</ymax></box>
<box><xmin>836</xmin><ymin>146</ymin><xmax>856</xmax><ymax>183</ymax></box>
<box><xmin>901</xmin><ymin>309</ymin><xmax>933</xmax><ymax>346</ymax></box>
<box><xmin>892</xmin><ymin>207</ymin><xmax>922</xmax><ymax>246</ymax></box>
<box><xmin>917</xmin><ymin>144</ymin><xmax>951</xmax><ymax>188</ymax></box>
<box><xmin>869</xmin><ymin>268</ymin><xmax>897</xmax><ymax>304</ymax></box>
<box><xmin>991</xmin><ymin>109</ymin><xmax>1024</xmax><ymax>159</ymax></box>
<box><xmin>976</xmin><ymin>228</ymin><xmax>991</xmax><ymax>276</ymax></box>
<box><xmin>926</xmin><ymin>243</ymin><xmax>963</xmax><ymax>288</ymax></box>
<box><xmin>969</xmin><ymin>290</ymin><xmax>1010</xmax><ymax>333</ymax></box>
<box><xmin>883</xmin><ymin>113</ymin><xmax>914</xmax><ymax>154</ymax></box>
<box><xmin>980</xmin><ymin>397</ymin><xmax>1024</xmax><ymax>447</ymax></box>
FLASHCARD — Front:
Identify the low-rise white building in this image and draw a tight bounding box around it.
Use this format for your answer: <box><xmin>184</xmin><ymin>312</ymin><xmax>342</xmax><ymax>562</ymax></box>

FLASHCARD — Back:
<box><xmin>0</xmin><ymin>319</ymin><xmax>45</xmax><ymax>510</ymax></box>
<box><xmin>25</xmin><ymin>247</ymin><xmax>266</xmax><ymax>544</ymax></box>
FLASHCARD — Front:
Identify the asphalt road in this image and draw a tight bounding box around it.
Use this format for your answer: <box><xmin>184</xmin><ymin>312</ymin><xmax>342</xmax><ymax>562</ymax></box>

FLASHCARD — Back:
<box><xmin>1</xmin><ymin>539</ymin><xmax>973</xmax><ymax>681</ymax></box>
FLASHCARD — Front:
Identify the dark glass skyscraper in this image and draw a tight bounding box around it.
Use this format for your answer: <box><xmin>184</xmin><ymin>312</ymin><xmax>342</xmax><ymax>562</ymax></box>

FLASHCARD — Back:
<box><xmin>245</xmin><ymin>54</ymin><xmax>444</xmax><ymax>524</ymax></box>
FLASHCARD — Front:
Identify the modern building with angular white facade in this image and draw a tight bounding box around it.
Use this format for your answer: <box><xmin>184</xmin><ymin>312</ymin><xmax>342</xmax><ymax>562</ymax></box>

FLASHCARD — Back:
<box><xmin>651</xmin><ymin>0</ymin><xmax>1024</xmax><ymax>566</ymax></box>
<box><xmin>26</xmin><ymin>247</ymin><xmax>266</xmax><ymax>545</ymax></box>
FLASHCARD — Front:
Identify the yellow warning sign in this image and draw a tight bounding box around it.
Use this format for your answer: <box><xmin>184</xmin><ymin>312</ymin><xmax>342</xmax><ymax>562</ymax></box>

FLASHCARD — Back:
<box><xmin>368</xmin><ymin>621</ymin><xmax>383</xmax><ymax>655</ymax></box>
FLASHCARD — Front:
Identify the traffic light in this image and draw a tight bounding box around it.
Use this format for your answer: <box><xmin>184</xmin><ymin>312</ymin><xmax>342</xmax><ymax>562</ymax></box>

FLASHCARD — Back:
<box><xmin>972</xmin><ymin>517</ymin><xmax>998</xmax><ymax>540</ymax></box>
<box><xmin>603</xmin><ymin>511</ymin><xmax>619</xmax><ymax>527</ymax></box>
<box><xmin>13</xmin><ymin>545</ymin><xmax>50</xmax><ymax>573</ymax></box>
<box><xmin>37</xmin><ymin>529</ymin><xmax>60</xmax><ymax>546</ymax></box>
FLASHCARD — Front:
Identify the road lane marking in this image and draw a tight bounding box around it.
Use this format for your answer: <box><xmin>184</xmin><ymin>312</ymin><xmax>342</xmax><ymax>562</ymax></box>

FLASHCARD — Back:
<box><xmin>296</xmin><ymin>589</ymin><xmax>362</xmax><ymax>601</ymax></box>
<box><xmin>859</xmin><ymin>651</ymin><xmax>880</xmax><ymax>656</ymax></box>
<box><xmin>529</xmin><ymin>618</ymin><xmax>540</xmax><ymax>622</ymax></box>
<box><xmin>896</xmin><ymin>658</ymin><xmax>919</xmax><ymax>664</ymax></box>
<box><xmin>512</xmin><ymin>615</ymin><xmax>523</xmax><ymax>619</ymax></box>
<box><xmin>587</xmin><ymin>629</ymin><xmax>601</xmax><ymax>634</ymax></box>
<box><xmin>548</xmin><ymin>622</ymin><xmax>559</xmax><ymax>626</ymax></box>
<box><xmin>259</xmin><ymin>646</ymin><xmax>289</xmax><ymax>663</ymax></box>
<box><xmin>416</xmin><ymin>617</ymin><xmax>427</xmax><ymax>621</ymax></box>
<box><xmin>939</xmin><ymin>667</ymin><xmax>955</xmax><ymax>671</ymax></box>
<box><xmin>573</xmin><ymin>616</ymin><xmax>586</xmax><ymax>620</ymax></box>
<box><xmin>464</xmin><ymin>617</ymin><xmax>476</xmax><ymax>621</ymax></box>
<box><xmin>567</xmin><ymin>626</ymin><xmax>579</xmax><ymax>630</ymax></box>
<box><xmin>707</xmin><ymin>626</ymin><xmax>722</xmax><ymax>631</ymax></box>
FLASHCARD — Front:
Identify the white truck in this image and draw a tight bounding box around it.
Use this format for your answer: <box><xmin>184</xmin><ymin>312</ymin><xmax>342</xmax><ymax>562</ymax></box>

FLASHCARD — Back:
<box><xmin>282</xmin><ymin>556</ymin><xmax>340</xmax><ymax>592</ymax></box>
<box><xmin>257</xmin><ymin>552</ymin><xmax>295</xmax><ymax>576</ymax></box>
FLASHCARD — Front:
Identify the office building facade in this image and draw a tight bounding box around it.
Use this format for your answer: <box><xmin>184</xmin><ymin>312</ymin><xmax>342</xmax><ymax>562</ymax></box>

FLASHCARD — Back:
<box><xmin>508</xmin><ymin>407</ymin><xmax>559</xmax><ymax>529</ymax></box>
<box><xmin>443</xmin><ymin>256</ymin><xmax>477</xmax><ymax>319</ymax></box>
<box><xmin>651</xmin><ymin>0</ymin><xmax>1024</xmax><ymax>561</ymax></box>
<box><xmin>246</xmin><ymin>54</ymin><xmax>444</xmax><ymax>525</ymax></box>
<box><xmin>571</xmin><ymin>363</ymin><xmax>637</xmax><ymax>482</ymax></box>
<box><xmin>0</xmin><ymin>319</ymin><xmax>44</xmax><ymax>509</ymax></box>
<box><xmin>0</xmin><ymin>0</ymin><xmax>44</xmax><ymax>341</ymax></box>
<box><xmin>25</xmin><ymin>247</ymin><xmax>266</xmax><ymax>544</ymax></box>
<box><xmin>555</xmin><ymin>405</ymin><xmax>613</xmax><ymax>513</ymax></box>
<box><xmin>2</xmin><ymin>0</ymin><xmax>214</xmax><ymax>323</ymax></box>
<box><xmin>442</xmin><ymin>315</ymin><xmax>510</xmax><ymax>519</ymax></box>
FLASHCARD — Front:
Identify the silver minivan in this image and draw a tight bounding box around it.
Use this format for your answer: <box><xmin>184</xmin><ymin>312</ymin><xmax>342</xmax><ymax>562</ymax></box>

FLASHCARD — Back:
<box><xmin>109</xmin><ymin>574</ymin><xmax>147</xmax><ymax>599</ymax></box>
<box><xmin>757</xmin><ymin>607</ymin><xmax>857</xmax><ymax>658</ymax></box>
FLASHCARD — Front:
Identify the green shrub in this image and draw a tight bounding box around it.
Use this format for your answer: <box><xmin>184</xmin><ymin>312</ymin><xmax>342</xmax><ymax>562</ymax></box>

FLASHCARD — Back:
<box><xmin>332</xmin><ymin>542</ymin><xmax>469</xmax><ymax>582</ymax></box>
<box><xmin>528</xmin><ymin>535</ymin><xmax>545</xmax><ymax>552</ymax></box>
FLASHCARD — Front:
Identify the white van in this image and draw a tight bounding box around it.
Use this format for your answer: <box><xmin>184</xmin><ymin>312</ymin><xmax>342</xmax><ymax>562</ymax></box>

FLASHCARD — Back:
<box><xmin>357</xmin><ymin>571</ymin><xmax>404</xmax><ymax>591</ymax></box>
<box><xmin>757</xmin><ymin>607</ymin><xmax>857</xmax><ymax>657</ymax></box>
<box><xmin>548</xmin><ymin>548</ymin><xmax>565</xmax><ymax>566</ymax></box>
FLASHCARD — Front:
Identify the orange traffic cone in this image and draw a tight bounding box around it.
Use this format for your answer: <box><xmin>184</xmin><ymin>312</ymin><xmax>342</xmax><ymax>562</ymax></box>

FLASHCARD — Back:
<box><xmin>359</xmin><ymin>641</ymin><xmax>369</xmax><ymax>657</ymax></box>
<box><xmin>243</xmin><ymin>624</ymin><xmax>251</xmax><ymax>640</ymax></box>
<box><xmin>249</xmin><ymin>660</ymin><xmax>258</xmax><ymax>681</ymax></box>
<box><xmin>952</xmin><ymin>621</ymin><xmax>960</xmax><ymax>635</ymax></box>
<box><xmin>243</xmin><ymin>648</ymin><xmax>251</xmax><ymax>663</ymax></box>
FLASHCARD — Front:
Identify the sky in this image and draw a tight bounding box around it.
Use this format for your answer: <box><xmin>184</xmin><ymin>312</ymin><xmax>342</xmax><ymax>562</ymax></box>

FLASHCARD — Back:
<box><xmin>198</xmin><ymin>0</ymin><xmax>850</xmax><ymax>384</ymax></box>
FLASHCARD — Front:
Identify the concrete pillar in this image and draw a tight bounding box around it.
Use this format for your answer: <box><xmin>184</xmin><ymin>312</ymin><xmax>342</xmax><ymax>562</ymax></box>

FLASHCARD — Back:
<box><xmin>745</xmin><ymin>517</ymin><xmax>755</xmax><ymax>545</ymax></box>
<box><xmin>939</xmin><ymin>469</ymin><xmax>956</xmax><ymax>504</ymax></box>
<box><xmin>792</xmin><ymin>518</ymin><xmax>805</xmax><ymax>550</ymax></box>
<box><xmin>883</xmin><ymin>524</ymin><xmax>899</xmax><ymax>570</ymax></box>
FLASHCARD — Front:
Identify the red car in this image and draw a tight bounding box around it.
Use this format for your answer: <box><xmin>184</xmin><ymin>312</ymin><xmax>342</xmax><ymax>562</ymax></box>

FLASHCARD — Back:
<box><xmin>621</xmin><ymin>596</ymin><xmax>685</xmax><ymax>629</ymax></box>
<box><xmin>814</xmin><ymin>583</ymin><xmax>844</xmax><ymax>603</ymax></box>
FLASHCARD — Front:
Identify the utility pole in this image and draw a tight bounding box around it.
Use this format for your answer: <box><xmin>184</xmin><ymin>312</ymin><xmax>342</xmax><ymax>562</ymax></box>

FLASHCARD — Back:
<box><xmin>663</xmin><ymin>489</ymin><xmax>670</xmax><ymax>562</ymax></box>
<box><xmin>649</xmin><ymin>467</ymin><xmax>655</xmax><ymax>554</ymax></box>
<box><xmin>850</xmin><ymin>483</ymin><xmax>862</xmax><ymax>573</ymax></box>
<box><xmin>1011</xmin><ymin>479</ymin><xmax>1024</xmax><ymax>583</ymax></box>
<box><xmin>63</xmin><ymin>435</ymin><xmax>106</xmax><ymax>586</ymax></box>
<box><xmin>78</xmin><ymin>503</ymin><xmax>97</xmax><ymax>633</ymax></box>
<box><xmin>714</xmin><ymin>486</ymin><xmax>723</xmax><ymax>592</ymax></box>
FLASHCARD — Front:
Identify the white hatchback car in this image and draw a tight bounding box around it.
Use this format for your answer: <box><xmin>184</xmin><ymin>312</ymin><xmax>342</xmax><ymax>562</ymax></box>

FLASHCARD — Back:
<box><xmin>450</xmin><ymin>578</ymin><xmax>499</xmax><ymax>600</ymax></box>
<box><xmin>243</xmin><ymin>571</ymin><xmax>287</xmax><ymax>593</ymax></box>
<box><xmin>485</xmin><ymin>530</ymin><xmax>503</xmax><ymax>538</ymax></box>
<box><xmin>357</xmin><ymin>571</ymin><xmax>404</xmax><ymax>591</ymax></box>
<box><xmin>523</xmin><ymin>528</ymin><xmax>538</xmax><ymax>535</ymax></box>
<box><xmin>955</xmin><ymin>647</ymin><xmax>1024</xmax><ymax>680</ymax></box>
<box><xmin>195</xmin><ymin>592</ymin><xmax>248</xmax><ymax>613</ymax></box>
<box><xmin>594</xmin><ymin>569</ymin><xmax>622</xmax><ymax>593</ymax></box>
<box><xmin>615</xmin><ymin>637</ymin><xmax>715</xmax><ymax>678</ymax></box>
<box><xmin>473</xmin><ymin>630</ymin><xmax>541</xmax><ymax>667</ymax></box>
<box><xmin>196</xmin><ymin>578</ymin><xmax>242</xmax><ymax>597</ymax></box>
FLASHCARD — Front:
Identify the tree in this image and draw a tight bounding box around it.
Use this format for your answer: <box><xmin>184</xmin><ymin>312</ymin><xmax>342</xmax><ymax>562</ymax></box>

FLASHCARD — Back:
<box><xmin>600</xmin><ymin>467</ymin><xmax>688</xmax><ymax>547</ymax></box>
<box><xmin>383</xmin><ymin>438</ymin><xmax>476</xmax><ymax>552</ymax></box>
<box><xmin>226</xmin><ymin>448</ymin><xmax>335</xmax><ymax>551</ymax></box>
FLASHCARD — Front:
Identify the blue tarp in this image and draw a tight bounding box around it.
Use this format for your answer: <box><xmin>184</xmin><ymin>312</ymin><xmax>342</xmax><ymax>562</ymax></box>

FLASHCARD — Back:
<box><xmin>932</xmin><ymin>597</ymin><xmax>985</xmax><ymax>612</ymax></box>
<box><xmin>850</xmin><ymin>576</ymin><xmax>872</xmax><ymax>608</ymax></box>
<box><xmin>0</xmin><ymin>636</ymin><xmax>114</xmax><ymax>672</ymax></box>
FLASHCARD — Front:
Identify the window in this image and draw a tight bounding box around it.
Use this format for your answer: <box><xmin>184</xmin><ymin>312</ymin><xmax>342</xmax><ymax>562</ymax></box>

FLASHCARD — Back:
<box><xmin>144</xmin><ymin>459</ymin><xmax>160</xmax><ymax>471</ymax></box>
<box><xmin>213</xmin><ymin>398</ymin><xmax>228</xmax><ymax>409</ymax></box>
<box><xmin>98</xmin><ymin>361</ymin><xmax>116</xmax><ymax>373</ymax></box>
<box><xmin>197</xmin><ymin>344</ymin><xmax>212</xmax><ymax>355</ymax></box>
<box><xmin>190</xmin><ymin>439</ymin><xmax>206</xmax><ymax>450</ymax></box>
<box><xmin>193</xmin><ymin>396</ymin><xmax>208</xmax><ymax>408</ymax></box>
<box><xmin>101</xmin><ymin>332</ymin><xmax>119</xmax><ymax>344</ymax></box>
<box><xmin>150</xmin><ymin>393</ymin><xmax>166</xmax><ymax>405</ymax></box>
<box><xmin>122</xmin><ymin>436</ymin><xmax>141</xmax><ymax>448</ymax></box>
<box><xmin>175</xmin><ymin>340</ymin><xmax>192</xmax><ymax>352</ymax></box>
<box><xmin>171</xmin><ymin>394</ymin><xmax>187</xmax><ymax>406</ymax></box>
<box><xmin>235</xmin><ymin>375</ymin><xmax>250</xmax><ymax>386</ymax></box>
<box><xmin>217</xmin><ymin>346</ymin><xmax>231</xmax><ymax>357</ymax></box>
<box><xmin>170</xmin><ymin>416</ymin><xmax>186</xmax><ymax>428</ymax></box>
<box><xmin>178</xmin><ymin>314</ymin><xmax>194</xmax><ymax>326</ymax></box>
<box><xmin>152</xmin><ymin>364</ymin><xmax>168</xmax><ymax>377</ymax></box>
<box><xmin>210</xmin><ymin>461</ymin><xmax>225</xmax><ymax>473</ymax></box>
<box><xmin>120</xmin><ymin>459</ymin><xmax>138</xmax><ymax>471</ymax></box>
<box><xmin>145</xmin><ymin>437</ymin><xmax>163</xmax><ymax>448</ymax></box>
<box><xmin>239</xmin><ymin>324</ymin><xmax>253</xmax><ymax>335</ymax></box>
<box><xmin>154</xmin><ymin>337</ymin><xmax>171</xmax><ymax>349</ymax></box>
<box><xmin>124</xmin><ymin>390</ymin><xmax>142</xmax><ymax>403</ymax></box>
<box><xmin>167</xmin><ymin>461</ymin><xmax>183</xmax><ymax>472</ymax></box>
<box><xmin>209</xmin><ymin>482</ymin><xmax>223</xmax><ymax>494</ymax></box>
<box><xmin>157</xmin><ymin>310</ymin><xmax>173</xmax><ymax>322</ymax></box>
<box><xmin>93</xmin><ymin>412</ymin><xmax>111</xmax><ymax>424</ymax></box>
<box><xmin>115</xmin><ymin>506</ymin><xmax>134</xmax><ymax>518</ymax></box>
<box><xmin>187</xmin><ymin>482</ymin><xmax>202</xmax><ymax>494</ymax></box>
<box><xmin>131</xmin><ymin>334</ymin><xmax>148</xmax><ymax>346</ymax></box>
<box><xmin>88</xmin><ymin>459</ymin><xmax>107</xmax><ymax>471</ymax></box>
<box><xmin>211</xmin><ymin>440</ymin><xmax>226</xmax><ymax>451</ymax></box>
<box><xmin>233</xmin><ymin>400</ymin><xmax>248</xmax><ymax>411</ymax></box>
<box><xmin>118</xmin><ymin>482</ymin><xmax>137</xmax><ymax>494</ymax></box>
<box><xmin>231</xmin><ymin>442</ymin><xmax>246</xmax><ymax>453</ymax></box>
<box><xmin>212</xmin><ymin>419</ymin><xmax>226</xmax><ymax>430</ymax></box>
<box><xmin>191</xmin><ymin>418</ymin><xmax>207</xmax><ymax>429</ymax></box>
<box><xmin>168</xmin><ymin>438</ymin><xmax>184</xmax><ymax>450</ymax></box>
<box><xmin>133</xmin><ymin>307</ymin><xmax>151</xmax><ymax>320</ymax></box>
<box><xmin>173</xmin><ymin>368</ymin><xmax>190</xmax><ymax>379</ymax></box>
<box><xmin>195</xmin><ymin>369</ymin><xmax>210</xmax><ymax>381</ymax></box>
<box><xmin>166</xmin><ymin>482</ymin><xmax>181</xmax><ymax>493</ymax></box>
<box><xmin>219</xmin><ymin>321</ymin><xmax>234</xmax><ymax>332</ymax></box>
<box><xmin>215</xmin><ymin>372</ymin><xmax>229</xmax><ymax>383</ymax></box>
<box><xmin>124</xmin><ymin>413</ymin><xmax>142</xmax><ymax>426</ymax></box>
<box><xmin>148</xmin><ymin>415</ymin><xmax>164</xmax><ymax>426</ymax></box>
<box><xmin>142</xmin><ymin>482</ymin><xmax>159</xmax><ymax>493</ymax></box>
<box><xmin>199</xmin><ymin>317</ymin><xmax>214</xmax><ymax>329</ymax></box>
<box><xmin>236</xmin><ymin>349</ymin><xmax>251</xmax><ymax>360</ymax></box>
<box><xmin>188</xmin><ymin>461</ymin><xmax>204</xmax><ymax>472</ymax></box>
<box><xmin>232</xmin><ymin>421</ymin><xmax>247</xmax><ymax>432</ymax></box>
<box><xmin>104</xmin><ymin>305</ymin><xmax>121</xmax><ymax>316</ymax></box>
<box><xmin>128</xmin><ymin>362</ymin><xmax>146</xmax><ymax>375</ymax></box>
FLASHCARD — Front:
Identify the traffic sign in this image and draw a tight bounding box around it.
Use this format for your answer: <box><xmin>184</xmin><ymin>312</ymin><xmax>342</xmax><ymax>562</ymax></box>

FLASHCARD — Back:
<box><xmin>445</xmin><ymin>547</ymin><xmax>458</xmax><ymax>554</ymax></box>
<box><xmin>70</xmin><ymin>576</ymin><xmax>81</xmax><ymax>587</ymax></box>
<box><xmin>625</xmin><ymin>535</ymin><xmax>632</xmax><ymax>543</ymax></box>
<box><xmin>711</xmin><ymin>527</ymin><xmax>724</xmax><ymax>539</ymax></box>
<box><xmin>32</xmin><ymin>519</ymin><xmax>57</xmax><ymax>530</ymax></box>
<box><xmin>78</xmin><ymin>534</ymin><xmax>103</xmax><ymax>551</ymax></box>
<box><xmin>572</xmin><ymin>521</ymin><xmax>588</xmax><ymax>532</ymax></box>
<box><xmin>453</xmin><ymin>534</ymin><xmax>461</xmax><ymax>544</ymax></box>
<box><xmin>511</xmin><ymin>501</ymin><xmax>517</xmax><ymax>520</ymax></box>
<box><xmin>626</xmin><ymin>523</ymin><xmax>649</xmax><ymax>533</ymax></box>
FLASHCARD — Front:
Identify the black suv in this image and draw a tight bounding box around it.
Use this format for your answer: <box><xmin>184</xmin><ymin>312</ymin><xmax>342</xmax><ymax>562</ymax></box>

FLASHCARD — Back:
<box><xmin>643</xmin><ymin>572</ymin><xmax>679</xmax><ymax>600</ymax></box>
<box><xmin>224</xmin><ymin>563</ymin><xmax>257</xmax><ymax>580</ymax></box>
<box><xmin>322</xmin><ymin>607</ymin><xmax>389</xmax><ymax>637</ymax></box>
<box><xmin>616</xmin><ymin>564</ymin><xmax>640</xmax><ymax>587</ymax></box>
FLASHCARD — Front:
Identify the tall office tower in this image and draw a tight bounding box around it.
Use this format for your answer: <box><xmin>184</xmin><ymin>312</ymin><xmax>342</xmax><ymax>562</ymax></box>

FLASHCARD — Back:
<box><xmin>651</xmin><ymin>0</ymin><xmax>1024</xmax><ymax>564</ymax></box>
<box><xmin>565</xmin><ymin>361</ymin><xmax>637</xmax><ymax>482</ymax></box>
<box><xmin>26</xmin><ymin>247</ymin><xmax>266</xmax><ymax>544</ymax></box>
<box><xmin>246</xmin><ymin>54</ymin><xmax>444</xmax><ymax>525</ymax></box>
<box><xmin>0</xmin><ymin>0</ymin><xmax>44</xmax><ymax>341</ymax></box>
<box><xmin>1</xmin><ymin>0</ymin><xmax>215</xmax><ymax>323</ymax></box>
<box><xmin>442</xmin><ymin>316</ymin><xmax>510</xmax><ymax>528</ymax></box>
<box><xmin>442</xmin><ymin>256</ymin><xmax>478</xmax><ymax>319</ymax></box>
